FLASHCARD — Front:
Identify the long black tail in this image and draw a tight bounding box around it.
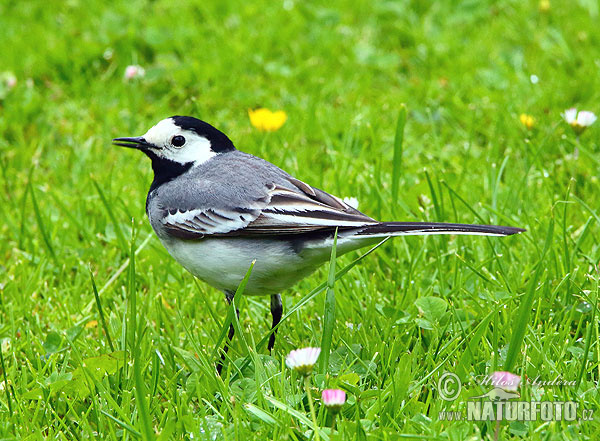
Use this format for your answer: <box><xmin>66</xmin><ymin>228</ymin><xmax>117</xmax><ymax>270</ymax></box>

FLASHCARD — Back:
<box><xmin>353</xmin><ymin>222</ymin><xmax>524</xmax><ymax>237</ymax></box>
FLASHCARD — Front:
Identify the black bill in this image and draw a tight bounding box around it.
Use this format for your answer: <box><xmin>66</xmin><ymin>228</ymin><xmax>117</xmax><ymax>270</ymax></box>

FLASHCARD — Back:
<box><xmin>112</xmin><ymin>136</ymin><xmax>153</xmax><ymax>150</ymax></box>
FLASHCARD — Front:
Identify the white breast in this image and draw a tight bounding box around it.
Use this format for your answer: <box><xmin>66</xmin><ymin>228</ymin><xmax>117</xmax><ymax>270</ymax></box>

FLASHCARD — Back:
<box><xmin>157</xmin><ymin>236</ymin><xmax>324</xmax><ymax>295</ymax></box>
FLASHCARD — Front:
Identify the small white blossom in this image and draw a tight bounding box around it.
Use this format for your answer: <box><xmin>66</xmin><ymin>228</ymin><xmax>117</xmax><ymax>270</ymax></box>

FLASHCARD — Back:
<box><xmin>562</xmin><ymin>108</ymin><xmax>597</xmax><ymax>134</ymax></box>
<box><xmin>343</xmin><ymin>196</ymin><xmax>359</xmax><ymax>209</ymax></box>
<box><xmin>1</xmin><ymin>338</ymin><xmax>10</xmax><ymax>354</ymax></box>
<box><xmin>286</xmin><ymin>347</ymin><xmax>321</xmax><ymax>375</ymax></box>
<box><xmin>124</xmin><ymin>65</ymin><xmax>145</xmax><ymax>80</ymax></box>
<box><xmin>0</xmin><ymin>379</ymin><xmax>10</xmax><ymax>391</ymax></box>
<box><xmin>529</xmin><ymin>74</ymin><xmax>539</xmax><ymax>84</ymax></box>
<box><xmin>6</xmin><ymin>74</ymin><xmax>16</xmax><ymax>89</ymax></box>
<box><xmin>562</xmin><ymin>108</ymin><xmax>578</xmax><ymax>124</ymax></box>
<box><xmin>577</xmin><ymin>111</ymin><xmax>597</xmax><ymax>127</ymax></box>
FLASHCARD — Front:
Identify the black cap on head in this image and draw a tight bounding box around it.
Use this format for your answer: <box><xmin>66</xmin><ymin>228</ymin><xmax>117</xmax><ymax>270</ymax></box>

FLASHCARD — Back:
<box><xmin>170</xmin><ymin>116</ymin><xmax>236</xmax><ymax>153</ymax></box>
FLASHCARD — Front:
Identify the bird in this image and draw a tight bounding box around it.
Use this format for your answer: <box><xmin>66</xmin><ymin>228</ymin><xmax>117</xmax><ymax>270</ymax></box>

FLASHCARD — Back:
<box><xmin>113</xmin><ymin>116</ymin><xmax>524</xmax><ymax>371</ymax></box>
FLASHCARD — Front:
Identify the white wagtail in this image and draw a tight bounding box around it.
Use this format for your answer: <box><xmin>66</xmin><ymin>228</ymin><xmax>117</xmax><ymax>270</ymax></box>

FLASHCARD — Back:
<box><xmin>113</xmin><ymin>116</ymin><xmax>524</xmax><ymax>367</ymax></box>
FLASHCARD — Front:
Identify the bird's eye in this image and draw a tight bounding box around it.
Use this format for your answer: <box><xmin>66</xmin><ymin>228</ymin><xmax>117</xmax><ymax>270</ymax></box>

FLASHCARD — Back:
<box><xmin>171</xmin><ymin>135</ymin><xmax>186</xmax><ymax>147</ymax></box>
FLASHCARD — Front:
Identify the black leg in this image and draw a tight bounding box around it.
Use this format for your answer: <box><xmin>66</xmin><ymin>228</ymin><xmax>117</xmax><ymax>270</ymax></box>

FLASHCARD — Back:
<box><xmin>268</xmin><ymin>294</ymin><xmax>283</xmax><ymax>352</ymax></box>
<box><xmin>217</xmin><ymin>290</ymin><xmax>239</xmax><ymax>375</ymax></box>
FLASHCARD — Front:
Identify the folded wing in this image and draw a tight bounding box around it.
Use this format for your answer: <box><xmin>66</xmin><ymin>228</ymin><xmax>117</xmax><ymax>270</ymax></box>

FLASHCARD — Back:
<box><xmin>160</xmin><ymin>178</ymin><xmax>377</xmax><ymax>239</ymax></box>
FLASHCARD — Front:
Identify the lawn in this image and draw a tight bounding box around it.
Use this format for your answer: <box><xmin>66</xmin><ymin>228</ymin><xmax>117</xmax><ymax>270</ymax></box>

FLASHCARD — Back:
<box><xmin>1</xmin><ymin>0</ymin><xmax>600</xmax><ymax>439</ymax></box>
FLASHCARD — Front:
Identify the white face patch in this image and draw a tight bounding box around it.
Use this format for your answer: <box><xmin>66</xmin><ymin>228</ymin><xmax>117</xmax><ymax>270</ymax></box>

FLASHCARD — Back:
<box><xmin>142</xmin><ymin>118</ymin><xmax>216</xmax><ymax>165</ymax></box>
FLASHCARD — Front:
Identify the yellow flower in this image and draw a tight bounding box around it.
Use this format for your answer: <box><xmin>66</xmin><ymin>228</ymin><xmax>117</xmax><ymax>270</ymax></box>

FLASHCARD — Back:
<box><xmin>539</xmin><ymin>0</ymin><xmax>550</xmax><ymax>12</ymax></box>
<box><xmin>248</xmin><ymin>108</ymin><xmax>287</xmax><ymax>132</ymax></box>
<box><xmin>519</xmin><ymin>113</ymin><xmax>535</xmax><ymax>130</ymax></box>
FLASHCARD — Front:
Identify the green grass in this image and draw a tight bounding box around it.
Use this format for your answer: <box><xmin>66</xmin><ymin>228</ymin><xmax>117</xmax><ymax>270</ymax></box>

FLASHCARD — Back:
<box><xmin>1</xmin><ymin>0</ymin><xmax>600</xmax><ymax>439</ymax></box>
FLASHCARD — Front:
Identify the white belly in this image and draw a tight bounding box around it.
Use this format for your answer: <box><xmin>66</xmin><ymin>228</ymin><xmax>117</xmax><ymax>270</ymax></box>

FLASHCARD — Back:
<box><xmin>158</xmin><ymin>236</ymin><xmax>327</xmax><ymax>295</ymax></box>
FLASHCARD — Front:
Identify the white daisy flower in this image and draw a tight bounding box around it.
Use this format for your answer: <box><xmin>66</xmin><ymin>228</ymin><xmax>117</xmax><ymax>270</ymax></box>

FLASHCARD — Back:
<box><xmin>321</xmin><ymin>388</ymin><xmax>346</xmax><ymax>413</ymax></box>
<box><xmin>562</xmin><ymin>108</ymin><xmax>597</xmax><ymax>134</ymax></box>
<box><xmin>286</xmin><ymin>347</ymin><xmax>321</xmax><ymax>375</ymax></box>
<box><xmin>124</xmin><ymin>65</ymin><xmax>146</xmax><ymax>80</ymax></box>
<box><xmin>577</xmin><ymin>111</ymin><xmax>597</xmax><ymax>127</ymax></box>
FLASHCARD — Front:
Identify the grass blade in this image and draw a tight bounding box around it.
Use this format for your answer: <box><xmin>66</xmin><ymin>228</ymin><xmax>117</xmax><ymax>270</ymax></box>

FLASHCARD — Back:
<box><xmin>391</xmin><ymin>104</ymin><xmax>407</xmax><ymax>203</ymax></box>
<box><xmin>229</xmin><ymin>263</ymin><xmax>256</xmax><ymax>358</ymax></box>
<box><xmin>243</xmin><ymin>403</ymin><xmax>281</xmax><ymax>426</ymax></box>
<box><xmin>29</xmin><ymin>181</ymin><xmax>57</xmax><ymax>264</ymax></box>
<box><xmin>576</xmin><ymin>276</ymin><xmax>598</xmax><ymax>388</ymax></box>
<box><xmin>424</xmin><ymin>170</ymin><xmax>442</xmax><ymax>221</ymax></box>
<box><xmin>100</xmin><ymin>410</ymin><xmax>142</xmax><ymax>437</ymax></box>
<box><xmin>18</xmin><ymin>167</ymin><xmax>33</xmax><ymax>250</ymax></box>
<box><xmin>125</xmin><ymin>220</ymin><xmax>153</xmax><ymax>439</ymax></box>
<box><xmin>133</xmin><ymin>356</ymin><xmax>154</xmax><ymax>440</ymax></box>
<box><xmin>89</xmin><ymin>269</ymin><xmax>115</xmax><ymax>352</ymax></box>
<box><xmin>265</xmin><ymin>396</ymin><xmax>330</xmax><ymax>441</ymax></box>
<box><xmin>81</xmin><ymin>232</ymin><xmax>154</xmax><ymax>316</ymax></box>
<box><xmin>128</xmin><ymin>221</ymin><xmax>137</xmax><ymax>353</ymax></box>
<box><xmin>318</xmin><ymin>229</ymin><xmax>338</xmax><ymax>374</ymax></box>
<box><xmin>0</xmin><ymin>344</ymin><xmax>13</xmax><ymax>416</ymax></box>
<box><xmin>92</xmin><ymin>179</ymin><xmax>128</xmax><ymax>252</ymax></box>
<box><xmin>504</xmin><ymin>218</ymin><xmax>553</xmax><ymax>371</ymax></box>
<box><xmin>441</xmin><ymin>181</ymin><xmax>487</xmax><ymax>224</ymax></box>
<box><xmin>212</xmin><ymin>261</ymin><xmax>255</xmax><ymax>360</ymax></box>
